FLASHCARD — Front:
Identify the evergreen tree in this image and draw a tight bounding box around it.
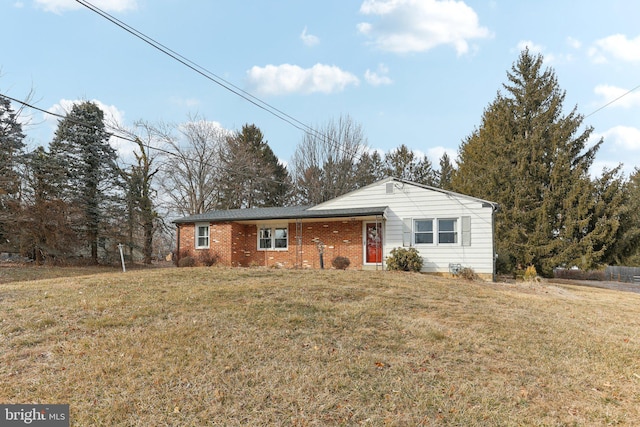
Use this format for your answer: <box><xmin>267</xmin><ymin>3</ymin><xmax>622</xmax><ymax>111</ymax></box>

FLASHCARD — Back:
<box><xmin>50</xmin><ymin>101</ymin><xmax>119</xmax><ymax>264</ymax></box>
<box><xmin>383</xmin><ymin>144</ymin><xmax>436</xmax><ymax>186</ymax></box>
<box><xmin>355</xmin><ymin>150</ymin><xmax>386</xmax><ymax>187</ymax></box>
<box><xmin>219</xmin><ymin>124</ymin><xmax>291</xmax><ymax>209</ymax></box>
<box><xmin>0</xmin><ymin>95</ymin><xmax>25</xmax><ymax>196</ymax></box>
<box><xmin>453</xmin><ymin>49</ymin><xmax>615</xmax><ymax>276</ymax></box>
<box><xmin>614</xmin><ymin>168</ymin><xmax>640</xmax><ymax>265</ymax></box>
<box><xmin>437</xmin><ymin>152</ymin><xmax>455</xmax><ymax>190</ymax></box>
<box><xmin>0</xmin><ymin>94</ymin><xmax>26</xmax><ymax>249</ymax></box>
<box><xmin>20</xmin><ymin>146</ymin><xmax>79</xmax><ymax>263</ymax></box>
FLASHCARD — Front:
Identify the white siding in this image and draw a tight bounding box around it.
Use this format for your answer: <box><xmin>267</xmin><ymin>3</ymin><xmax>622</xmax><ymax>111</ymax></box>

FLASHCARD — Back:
<box><xmin>310</xmin><ymin>178</ymin><xmax>496</xmax><ymax>275</ymax></box>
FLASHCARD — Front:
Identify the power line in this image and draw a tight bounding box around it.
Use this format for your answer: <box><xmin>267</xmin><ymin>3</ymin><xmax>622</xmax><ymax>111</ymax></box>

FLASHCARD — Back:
<box><xmin>1</xmin><ymin>92</ymin><xmax>296</xmax><ymax>188</ymax></box>
<box><xmin>73</xmin><ymin>0</ymin><xmax>335</xmax><ymax>147</ymax></box>
<box><xmin>3</xmin><ymin>0</ymin><xmax>402</xmax><ymax>202</ymax></box>
<box><xmin>585</xmin><ymin>84</ymin><xmax>640</xmax><ymax>118</ymax></box>
<box><xmin>1</xmin><ymin>92</ymin><xmax>139</xmax><ymax>144</ymax></box>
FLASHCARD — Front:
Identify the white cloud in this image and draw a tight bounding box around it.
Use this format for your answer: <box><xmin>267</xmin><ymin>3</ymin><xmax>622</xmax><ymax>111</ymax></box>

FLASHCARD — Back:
<box><xmin>516</xmin><ymin>40</ymin><xmax>562</xmax><ymax>63</ymax></box>
<box><xmin>34</xmin><ymin>0</ymin><xmax>137</xmax><ymax>14</ymax></box>
<box><xmin>47</xmin><ymin>98</ymin><xmax>124</xmax><ymax>127</ymax></box>
<box><xmin>517</xmin><ymin>40</ymin><xmax>545</xmax><ymax>55</ymax></box>
<box><xmin>427</xmin><ymin>146</ymin><xmax>457</xmax><ymax>165</ymax></box>
<box><xmin>566</xmin><ymin>36</ymin><xmax>581</xmax><ymax>50</ymax></box>
<box><xmin>589</xmin><ymin>34</ymin><xmax>640</xmax><ymax>63</ymax></box>
<box><xmin>246</xmin><ymin>63</ymin><xmax>359</xmax><ymax>95</ymax></box>
<box><xmin>590</xmin><ymin>159</ymin><xmax>625</xmax><ymax>178</ymax></box>
<box><xmin>594</xmin><ymin>84</ymin><xmax>640</xmax><ymax>109</ymax></box>
<box><xmin>300</xmin><ymin>27</ymin><xmax>320</xmax><ymax>47</ymax></box>
<box><xmin>357</xmin><ymin>0</ymin><xmax>491</xmax><ymax>55</ymax></box>
<box><xmin>601</xmin><ymin>126</ymin><xmax>640</xmax><ymax>151</ymax></box>
<box><xmin>514</xmin><ymin>40</ymin><xmax>580</xmax><ymax>65</ymax></box>
<box><xmin>178</xmin><ymin>119</ymin><xmax>229</xmax><ymax>136</ymax></box>
<box><xmin>169</xmin><ymin>96</ymin><xmax>201</xmax><ymax>108</ymax></box>
<box><xmin>364</xmin><ymin>64</ymin><xmax>393</xmax><ymax>86</ymax></box>
<box><xmin>356</xmin><ymin>22</ymin><xmax>372</xmax><ymax>35</ymax></box>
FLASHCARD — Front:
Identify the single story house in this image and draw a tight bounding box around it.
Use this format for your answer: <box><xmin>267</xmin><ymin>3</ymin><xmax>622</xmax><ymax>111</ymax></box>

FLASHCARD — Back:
<box><xmin>173</xmin><ymin>177</ymin><xmax>498</xmax><ymax>279</ymax></box>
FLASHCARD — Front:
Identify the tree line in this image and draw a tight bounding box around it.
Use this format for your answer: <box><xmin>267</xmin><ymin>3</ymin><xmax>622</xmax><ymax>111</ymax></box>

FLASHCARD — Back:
<box><xmin>1</xmin><ymin>49</ymin><xmax>638</xmax><ymax>272</ymax></box>
<box><xmin>0</xmin><ymin>101</ymin><xmax>448</xmax><ymax>266</ymax></box>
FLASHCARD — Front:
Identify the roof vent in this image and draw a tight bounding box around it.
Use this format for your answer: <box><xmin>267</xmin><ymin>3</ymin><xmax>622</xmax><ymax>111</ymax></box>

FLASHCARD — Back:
<box><xmin>386</xmin><ymin>182</ymin><xmax>394</xmax><ymax>194</ymax></box>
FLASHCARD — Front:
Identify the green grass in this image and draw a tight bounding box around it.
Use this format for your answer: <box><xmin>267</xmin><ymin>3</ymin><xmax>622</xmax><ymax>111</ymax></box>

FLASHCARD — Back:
<box><xmin>1</xmin><ymin>266</ymin><xmax>639</xmax><ymax>425</ymax></box>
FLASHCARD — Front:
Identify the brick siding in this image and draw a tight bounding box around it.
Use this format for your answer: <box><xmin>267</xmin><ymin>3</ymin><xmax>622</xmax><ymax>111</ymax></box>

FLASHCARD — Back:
<box><xmin>178</xmin><ymin>219</ymin><xmax>369</xmax><ymax>269</ymax></box>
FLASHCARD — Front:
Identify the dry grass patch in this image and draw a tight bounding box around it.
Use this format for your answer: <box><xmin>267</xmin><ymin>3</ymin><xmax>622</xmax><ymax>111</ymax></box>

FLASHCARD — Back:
<box><xmin>0</xmin><ymin>264</ymin><xmax>119</xmax><ymax>284</ymax></box>
<box><xmin>1</xmin><ymin>267</ymin><xmax>639</xmax><ymax>425</ymax></box>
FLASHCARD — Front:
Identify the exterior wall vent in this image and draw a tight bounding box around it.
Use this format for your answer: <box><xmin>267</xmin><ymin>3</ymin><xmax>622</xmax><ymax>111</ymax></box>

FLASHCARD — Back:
<box><xmin>386</xmin><ymin>182</ymin><xmax>394</xmax><ymax>194</ymax></box>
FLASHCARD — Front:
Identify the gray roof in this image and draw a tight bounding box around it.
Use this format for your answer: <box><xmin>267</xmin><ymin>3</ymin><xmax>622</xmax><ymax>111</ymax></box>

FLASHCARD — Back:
<box><xmin>173</xmin><ymin>205</ymin><xmax>388</xmax><ymax>224</ymax></box>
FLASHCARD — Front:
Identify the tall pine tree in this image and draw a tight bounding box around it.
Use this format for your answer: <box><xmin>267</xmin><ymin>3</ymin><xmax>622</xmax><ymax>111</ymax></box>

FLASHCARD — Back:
<box><xmin>355</xmin><ymin>150</ymin><xmax>386</xmax><ymax>188</ymax></box>
<box><xmin>383</xmin><ymin>144</ymin><xmax>436</xmax><ymax>186</ymax></box>
<box><xmin>437</xmin><ymin>152</ymin><xmax>455</xmax><ymax>190</ymax></box>
<box><xmin>20</xmin><ymin>146</ymin><xmax>79</xmax><ymax>263</ymax></box>
<box><xmin>613</xmin><ymin>168</ymin><xmax>640</xmax><ymax>265</ymax></box>
<box><xmin>50</xmin><ymin>101</ymin><xmax>119</xmax><ymax>264</ymax></box>
<box><xmin>453</xmin><ymin>49</ymin><xmax>616</xmax><ymax>276</ymax></box>
<box><xmin>219</xmin><ymin>124</ymin><xmax>291</xmax><ymax>209</ymax></box>
<box><xmin>0</xmin><ymin>95</ymin><xmax>26</xmax><ymax>250</ymax></box>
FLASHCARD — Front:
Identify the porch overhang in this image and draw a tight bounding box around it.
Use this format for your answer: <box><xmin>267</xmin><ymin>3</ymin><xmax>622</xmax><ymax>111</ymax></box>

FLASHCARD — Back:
<box><xmin>173</xmin><ymin>206</ymin><xmax>388</xmax><ymax>225</ymax></box>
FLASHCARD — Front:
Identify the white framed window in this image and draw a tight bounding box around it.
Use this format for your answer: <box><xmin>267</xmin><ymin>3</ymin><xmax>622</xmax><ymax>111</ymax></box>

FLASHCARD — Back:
<box><xmin>258</xmin><ymin>225</ymin><xmax>288</xmax><ymax>250</ymax></box>
<box><xmin>414</xmin><ymin>219</ymin><xmax>434</xmax><ymax>244</ymax></box>
<box><xmin>438</xmin><ymin>219</ymin><xmax>458</xmax><ymax>244</ymax></box>
<box><xmin>274</xmin><ymin>227</ymin><xmax>288</xmax><ymax>248</ymax></box>
<box><xmin>195</xmin><ymin>223</ymin><xmax>210</xmax><ymax>249</ymax></box>
<box><xmin>259</xmin><ymin>227</ymin><xmax>272</xmax><ymax>249</ymax></box>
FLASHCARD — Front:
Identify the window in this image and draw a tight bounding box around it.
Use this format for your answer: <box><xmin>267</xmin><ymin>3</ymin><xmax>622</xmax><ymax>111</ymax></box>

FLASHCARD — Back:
<box><xmin>412</xmin><ymin>218</ymin><xmax>461</xmax><ymax>245</ymax></box>
<box><xmin>196</xmin><ymin>223</ymin><xmax>210</xmax><ymax>249</ymax></box>
<box><xmin>274</xmin><ymin>228</ymin><xmax>288</xmax><ymax>248</ymax></box>
<box><xmin>414</xmin><ymin>219</ymin><xmax>433</xmax><ymax>244</ymax></box>
<box><xmin>258</xmin><ymin>226</ymin><xmax>288</xmax><ymax>250</ymax></box>
<box><xmin>259</xmin><ymin>227</ymin><xmax>272</xmax><ymax>249</ymax></box>
<box><xmin>438</xmin><ymin>219</ymin><xmax>457</xmax><ymax>244</ymax></box>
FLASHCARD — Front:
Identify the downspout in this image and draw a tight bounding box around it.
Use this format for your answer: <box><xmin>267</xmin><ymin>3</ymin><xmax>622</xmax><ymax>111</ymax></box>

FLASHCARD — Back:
<box><xmin>492</xmin><ymin>204</ymin><xmax>498</xmax><ymax>282</ymax></box>
<box><xmin>377</xmin><ymin>214</ymin><xmax>383</xmax><ymax>271</ymax></box>
<box><xmin>176</xmin><ymin>224</ymin><xmax>181</xmax><ymax>265</ymax></box>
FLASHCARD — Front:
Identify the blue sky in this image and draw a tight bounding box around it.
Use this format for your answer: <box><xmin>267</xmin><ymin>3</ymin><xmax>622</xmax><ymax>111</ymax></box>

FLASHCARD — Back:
<box><xmin>3</xmin><ymin>0</ymin><xmax>639</xmax><ymax>178</ymax></box>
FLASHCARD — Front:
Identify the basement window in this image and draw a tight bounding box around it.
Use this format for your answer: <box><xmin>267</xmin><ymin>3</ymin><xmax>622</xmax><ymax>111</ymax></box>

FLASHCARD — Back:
<box><xmin>195</xmin><ymin>223</ymin><xmax>210</xmax><ymax>249</ymax></box>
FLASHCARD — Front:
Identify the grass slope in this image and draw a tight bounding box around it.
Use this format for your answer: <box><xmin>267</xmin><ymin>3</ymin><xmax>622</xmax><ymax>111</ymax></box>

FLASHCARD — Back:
<box><xmin>1</xmin><ymin>267</ymin><xmax>639</xmax><ymax>426</ymax></box>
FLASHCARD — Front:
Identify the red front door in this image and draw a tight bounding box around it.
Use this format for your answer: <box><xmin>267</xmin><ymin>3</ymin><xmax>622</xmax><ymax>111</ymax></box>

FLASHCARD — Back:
<box><xmin>365</xmin><ymin>222</ymin><xmax>382</xmax><ymax>263</ymax></box>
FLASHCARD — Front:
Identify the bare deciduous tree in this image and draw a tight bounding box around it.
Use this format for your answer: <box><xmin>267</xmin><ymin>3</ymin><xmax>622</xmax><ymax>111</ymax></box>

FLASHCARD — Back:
<box><xmin>157</xmin><ymin>116</ymin><xmax>229</xmax><ymax>216</ymax></box>
<box><xmin>291</xmin><ymin>115</ymin><xmax>368</xmax><ymax>204</ymax></box>
<box><xmin>111</xmin><ymin>121</ymin><xmax>164</xmax><ymax>264</ymax></box>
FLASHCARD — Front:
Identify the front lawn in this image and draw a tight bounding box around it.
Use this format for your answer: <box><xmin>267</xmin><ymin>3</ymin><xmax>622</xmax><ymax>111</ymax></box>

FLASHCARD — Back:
<box><xmin>1</xmin><ymin>267</ymin><xmax>639</xmax><ymax>425</ymax></box>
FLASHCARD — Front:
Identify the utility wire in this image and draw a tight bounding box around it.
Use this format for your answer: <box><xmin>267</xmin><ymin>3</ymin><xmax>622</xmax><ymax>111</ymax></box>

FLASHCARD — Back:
<box><xmin>1</xmin><ymin>92</ymin><xmax>296</xmax><ymax>188</ymax></box>
<box><xmin>585</xmin><ymin>84</ymin><xmax>640</xmax><ymax>118</ymax></box>
<box><xmin>1</xmin><ymin>92</ymin><xmax>139</xmax><ymax>144</ymax></box>
<box><xmin>73</xmin><ymin>0</ymin><xmax>363</xmax><ymax>158</ymax></box>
